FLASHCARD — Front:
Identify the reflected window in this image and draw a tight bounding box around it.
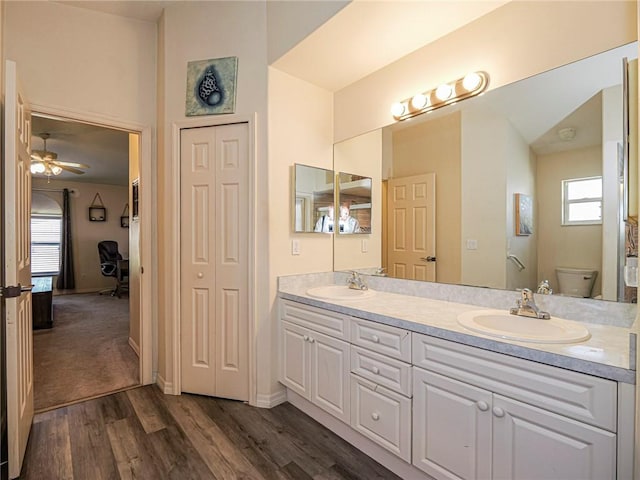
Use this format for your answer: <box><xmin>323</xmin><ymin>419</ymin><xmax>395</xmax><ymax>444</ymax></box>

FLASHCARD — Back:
<box><xmin>562</xmin><ymin>176</ymin><xmax>603</xmax><ymax>225</ymax></box>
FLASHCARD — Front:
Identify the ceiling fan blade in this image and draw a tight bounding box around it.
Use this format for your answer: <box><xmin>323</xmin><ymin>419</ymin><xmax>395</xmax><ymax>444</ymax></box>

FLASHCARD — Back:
<box><xmin>52</xmin><ymin>160</ymin><xmax>90</xmax><ymax>169</ymax></box>
<box><xmin>55</xmin><ymin>164</ymin><xmax>86</xmax><ymax>175</ymax></box>
<box><xmin>31</xmin><ymin>150</ymin><xmax>57</xmax><ymax>161</ymax></box>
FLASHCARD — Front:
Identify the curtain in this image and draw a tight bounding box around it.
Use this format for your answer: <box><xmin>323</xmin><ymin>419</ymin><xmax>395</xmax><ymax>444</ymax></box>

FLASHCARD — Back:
<box><xmin>56</xmin><ymin>188</ymin><xmax>75</xmax><ymax>290</ymax></box>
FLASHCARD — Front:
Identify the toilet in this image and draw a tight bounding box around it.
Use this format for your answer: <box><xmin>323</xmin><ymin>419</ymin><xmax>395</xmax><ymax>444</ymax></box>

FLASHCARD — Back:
<box><xmin>555</xmin><ymin>267</ymin><xmax>598</xmax><ymax>298</ymax></box>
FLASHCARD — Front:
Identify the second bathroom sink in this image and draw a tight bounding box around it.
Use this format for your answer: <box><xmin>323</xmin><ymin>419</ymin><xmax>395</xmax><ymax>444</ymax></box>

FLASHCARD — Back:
<box><xmin>457</xmin><ymin>309</ymin><xmax>591</xmax><ymax>344</ymax></box>
<box><xmin>306</xmin><ymin>285</ymin><xmax>376</xmax><ymax>300</ymax></box>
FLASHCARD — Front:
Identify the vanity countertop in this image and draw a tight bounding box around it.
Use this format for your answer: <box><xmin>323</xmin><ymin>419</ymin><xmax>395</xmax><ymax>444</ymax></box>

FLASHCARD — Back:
<box><xmin>279</xmin><ymin>284</ymin><xmax>636</xmax><ymax>384</ymax></box>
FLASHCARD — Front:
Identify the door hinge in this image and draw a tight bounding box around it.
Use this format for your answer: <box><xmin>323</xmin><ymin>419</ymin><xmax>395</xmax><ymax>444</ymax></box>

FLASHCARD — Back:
<box><xmin>0</xmin><ymin>284</ymin><xmax>22</xmax><ymax>298</ymax></box>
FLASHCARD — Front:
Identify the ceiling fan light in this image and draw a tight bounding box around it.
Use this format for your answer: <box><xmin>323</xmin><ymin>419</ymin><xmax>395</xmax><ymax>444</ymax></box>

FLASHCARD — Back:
<box><xmin>30</xmin><ymin>162</ymin><xmax>45</xmax><ymax>174</ymax></box>
<box><xmin>51</xmin><ymin>165</ymin><xmax>63</xmax><ymax>175</ymax></box>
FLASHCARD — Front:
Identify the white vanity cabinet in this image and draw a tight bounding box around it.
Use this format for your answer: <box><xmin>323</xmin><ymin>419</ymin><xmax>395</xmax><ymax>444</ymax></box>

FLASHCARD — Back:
<box><xmin>280</xmin><ymin>300</ymin><xmax>351</xmax><ymax>423</ymax></box>
<box><xmin>412</xmin><ymin>333</ymin><xmax>618</xmax><ymax>480</ymax></box>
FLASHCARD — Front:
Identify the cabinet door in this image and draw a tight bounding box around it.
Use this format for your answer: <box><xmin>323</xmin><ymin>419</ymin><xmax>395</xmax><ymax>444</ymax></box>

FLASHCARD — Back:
<box><xmin>413</xmin><ymin>368</ymin><xmax>492</xmax><ymax>480</ymax></box>
<box><xmin>280</xmin><ymin>321</ymin><xmax>310</xmax><ymax>399</ymax></box>
<box><xmin>310</xmin><ymin>330</ymin><xmax>351</xmax><ymax>423</ymax></box>
<box><xmin>492</xmin><ymin>395</ymin><xmax>616</xmax><ymax>480</ymax></box>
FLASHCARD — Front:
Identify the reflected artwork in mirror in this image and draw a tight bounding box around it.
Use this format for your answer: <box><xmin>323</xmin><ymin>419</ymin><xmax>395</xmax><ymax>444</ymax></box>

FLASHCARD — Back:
<box><xmin>333</xmin><ymin>42</ymin><xmax>639</xmax><ymax>303</ymax></box>
<box><xmin>337</xmin><ymin>172</ymin><xmax>372</xmax><ymax>234</ymax></box>
<box><xmin>293</xmin><ymin>164</ymin><xmax>334</xmax><ymax>233</ymax></box>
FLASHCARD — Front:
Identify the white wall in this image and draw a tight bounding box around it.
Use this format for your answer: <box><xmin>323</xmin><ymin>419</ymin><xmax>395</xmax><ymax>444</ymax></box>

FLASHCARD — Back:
<box><xmin>32</xmin><ymin>178</ymin><xmax>129</xmax><ymax>293</ymax></box>
<box><xmin>4</xmin><ymin>2</ymin><xmax>156</xmax><ymax>127</ymax></box>
<box><xmin>157</xmin><ymin>2</ymin><xmax>270</xmax><ymax>393</ymax></box>
<box><xmin>268</xmin><ymin>66</ymin><xmax>334</xmax><ymax>397</ymax></box>
<box><xmin>334</xmin><ymin>1</ymin><xmax>637</xmax><ymax>142</ymax></box>
<box><xmin>505</xmin><ymin>126</ymin><xmax>537</xmax><ymax>291</ymax></box>
<box><xmin>333</xmin><ymin>129</ymin><xmax>382</xmax><ymax>271</ymax></box>
<box><xmin>461</xmin><ymin>107</ymin><xmax>508</xmax><ymax>288</ymax></box>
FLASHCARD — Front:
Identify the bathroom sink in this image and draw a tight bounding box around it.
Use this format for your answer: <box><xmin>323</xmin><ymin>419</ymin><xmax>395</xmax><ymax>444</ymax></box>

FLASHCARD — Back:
<box><xmin>457</xmin><ymin>309</ymin><xmax>590</xmax><ymax>344</ymax></box>
<box><xmin>306</xmin><ymin>285</ymin><xmax>376</xmax><ymax>300</ymax></box>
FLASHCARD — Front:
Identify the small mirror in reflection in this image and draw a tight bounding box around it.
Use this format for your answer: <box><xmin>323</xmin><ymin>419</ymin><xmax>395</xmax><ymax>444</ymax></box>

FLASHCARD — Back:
<box><xmin>294</xmin><ymin>163</ymin><xmax>334</xmax><ymax>234</ymax></box>
<box><xmin>337</xmin><ymin>172</ymin><xmax>372</xmax><ymax>234</ymax></box>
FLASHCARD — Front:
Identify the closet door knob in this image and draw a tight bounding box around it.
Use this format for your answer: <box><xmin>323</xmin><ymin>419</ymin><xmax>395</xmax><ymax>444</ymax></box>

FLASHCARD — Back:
<box><xmin>477</xmin><ymin>401</ymin><xmax>489</xmax><ymax>411</ymax></box>
<box><xmin>371</xmin><ymin>412</ymin><xmax>380</xmax><ymax>421</ymax></box>
<box><xmin>197</xmin><ymin>272</ymin><xmax>204</xmax><ymax>279</ymax></box>
<box><xmin>492</xmin><ymin>407</ymin><xmax>505</xmax><ymax>418</ymax></box>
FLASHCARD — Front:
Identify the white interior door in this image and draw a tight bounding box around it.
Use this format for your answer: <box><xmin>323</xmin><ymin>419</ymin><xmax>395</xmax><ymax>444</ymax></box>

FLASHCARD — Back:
<box><xmin>180</xmin><ymin>123</ymin><xmax>249</xmax><ymax>401</ymax></box>
<box><xmin>4</xmin><ymin>60</ymin><xmax>33</xmax><ymax>479</ymax></box>
<box><xmin>387</xmin><ymin>173</ymin><xmax>436</xmax><ymax>281</ymax></box>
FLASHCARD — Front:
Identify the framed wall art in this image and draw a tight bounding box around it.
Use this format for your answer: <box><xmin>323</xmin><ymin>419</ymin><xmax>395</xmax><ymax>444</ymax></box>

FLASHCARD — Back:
<box><xmin>515</xmin><ymin>193</ymin><xmax>533</xmax><ymax>236</ymax></box>
<box><xmin>89</xmin><ymin>192</ymin><xmax>106</xmax><ymax>222</ymax></box>
<box><xmin>185</xmin><ymin>56</ymin><xmax>238</xmax><ymax>116</ymax></box>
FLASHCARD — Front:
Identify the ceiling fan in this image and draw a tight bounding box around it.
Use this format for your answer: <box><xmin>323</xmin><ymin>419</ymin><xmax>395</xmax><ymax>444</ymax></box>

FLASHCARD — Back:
<box><xmin>30</xmin><ymin>133</ymin><xmax>89</xmax><ymax>177</ymax></box>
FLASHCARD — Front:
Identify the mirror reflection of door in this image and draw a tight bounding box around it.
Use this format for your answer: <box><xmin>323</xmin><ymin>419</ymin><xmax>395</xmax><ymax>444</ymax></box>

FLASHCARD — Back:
<box><xmin>386</xmin><ymin>173</ymin><xmax>436</xmax><ymax>281</ymax></box>
<box><xmin>293</xmin><ymin>164</ymin><xmax>334</xmax><ymax>233</ymax></box>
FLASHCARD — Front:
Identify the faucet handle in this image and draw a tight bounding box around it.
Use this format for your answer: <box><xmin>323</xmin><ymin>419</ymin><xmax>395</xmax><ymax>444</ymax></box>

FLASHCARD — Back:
<box><xmin>520</xmin><ymin>288</ymin><xmax>533</xmax><ymax>302</ymax></box>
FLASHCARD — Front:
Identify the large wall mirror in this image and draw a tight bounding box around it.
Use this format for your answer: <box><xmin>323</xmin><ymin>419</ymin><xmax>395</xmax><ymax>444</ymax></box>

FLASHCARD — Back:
<box><xmin>334</xmin><ymin>41</ymin><xmax>639</xmax><ymax>303</ymax></box>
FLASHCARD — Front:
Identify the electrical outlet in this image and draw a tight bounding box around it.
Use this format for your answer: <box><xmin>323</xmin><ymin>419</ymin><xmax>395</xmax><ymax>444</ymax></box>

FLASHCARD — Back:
<box><xmin>292</xmin><ymin>239</ymin><xmax>301</xmax><ymax>255</ymax></box>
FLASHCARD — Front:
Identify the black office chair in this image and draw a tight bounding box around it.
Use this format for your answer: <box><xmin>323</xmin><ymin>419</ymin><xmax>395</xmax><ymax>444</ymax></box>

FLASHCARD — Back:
<box><xmin>98</xmin><ymin>240</ymin><xmax>128</xmax><ymax>297</ymax></box>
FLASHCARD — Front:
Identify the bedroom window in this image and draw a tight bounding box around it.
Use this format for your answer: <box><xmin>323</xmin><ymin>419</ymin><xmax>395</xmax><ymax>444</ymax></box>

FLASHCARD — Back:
<box><xmin>562</xmin><ymin>176</ymin><xmax>603</xmax><ymax>226</ymax></box>
<box><xmin>31</xmin><ymin>215</ymin><xmax>62</xmax><ymax>275</ymax></box>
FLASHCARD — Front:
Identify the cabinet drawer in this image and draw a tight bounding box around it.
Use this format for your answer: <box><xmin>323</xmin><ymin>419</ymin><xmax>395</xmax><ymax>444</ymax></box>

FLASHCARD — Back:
<box><xmin>350</xmin><ymin>375</ymin><xmax>411</xmax><ymax>462</ymax></box>
<box><xmin>351</xmin><ymin>319</ymin><xmax>411</xmax><ymax>362</ymax></box>
<box><xmin>281</xmin><ymin>300</ymin><xmax>350</xmax><ymax>340</ymax></box>
<box><xmin>413</xmin><ymin>334</ymin><xmax>617</xmax><ymax>431</ymax></box>
<box><xmin>351</xmin><ymin>345</ymin><xmax>412</xmax><ymax>397</ymax></box>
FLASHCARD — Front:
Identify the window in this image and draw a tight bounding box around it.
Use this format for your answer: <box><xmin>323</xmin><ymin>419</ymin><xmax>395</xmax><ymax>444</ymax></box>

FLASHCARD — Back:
<box><xmin>562</xmin><ymin>176</ymin><xmax>602</xmax><ymax>226</ymax></box>
<box><xmin>31</xmin><ymin>215</ymin><xmax>62</xmax><ymax>275</ymax></box>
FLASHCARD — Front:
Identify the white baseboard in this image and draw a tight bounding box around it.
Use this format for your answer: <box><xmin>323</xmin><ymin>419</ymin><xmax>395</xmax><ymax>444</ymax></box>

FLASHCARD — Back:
<box><xmin>255</xmin><ymin>388</ymin><xmax>287</xmax><ymax>408</ymax></box>
<box><xmin>128</xmin><ymin>337</ymin><xmax>140</xmax><ymax>357</ymax></box>
<box><xmin>156</xmin><ymin>373</ymin><xmax>174</xmax><ymax>394</ymax></box>
<box><xmin>286</xmin><ymin>390</ymin><xmax>434</xmax><ymax>480</ymax></box>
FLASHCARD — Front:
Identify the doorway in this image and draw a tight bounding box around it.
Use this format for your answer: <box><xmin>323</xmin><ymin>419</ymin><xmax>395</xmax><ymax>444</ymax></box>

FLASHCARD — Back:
<box><xmin>29</xmin><ymin>114</ymin><xmax>143</xmax><ymax>411</ymax></box>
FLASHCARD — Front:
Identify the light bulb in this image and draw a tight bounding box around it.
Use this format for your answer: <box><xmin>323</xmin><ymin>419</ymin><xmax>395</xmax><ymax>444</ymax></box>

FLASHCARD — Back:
<box><xmin>435</xmin><ymin>84</ymin><xmax>453</xmax><ymax>101</ymax></box>
<box><xmin>462</xmin><ymin>72</ymin><xmax>482</xmax><ymax>91</ymax></box>
<box><xmin>31</xmin><ymin>163</ymin><xmax>45</xmax><ymax>174</ymax></box>
<box><xmin>391</xmin><ymin>102</ymin><xmax>406</xmax><ymax>118</ymax></box>
<box><xmin>51</xmin><ymin>165</ymin><xmax>63</xmax><ymax>175</ymax></box>
<box><xmin>410</xmin><ymin>94</ymin><xmax>428</xmax><ymax>110</ymax></box>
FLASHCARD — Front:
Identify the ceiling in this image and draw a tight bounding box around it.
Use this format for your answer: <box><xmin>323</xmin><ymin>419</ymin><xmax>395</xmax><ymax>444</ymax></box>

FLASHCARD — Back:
<box><xmin>272</xmin><ymin>0</ymin><xmax>510</xmax><ymax>92</ymax></box>
<box><xmin>31</xmin><ymin>116</ymin><xmax>130</xmax><ymax>186</ymax></box>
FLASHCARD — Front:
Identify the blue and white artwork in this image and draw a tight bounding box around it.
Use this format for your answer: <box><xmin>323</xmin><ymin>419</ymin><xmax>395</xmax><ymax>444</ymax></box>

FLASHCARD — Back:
<box><xmin>186</xmin><ymin>57</ymin><xmax>238</xmax><ymax>116</ymax></box>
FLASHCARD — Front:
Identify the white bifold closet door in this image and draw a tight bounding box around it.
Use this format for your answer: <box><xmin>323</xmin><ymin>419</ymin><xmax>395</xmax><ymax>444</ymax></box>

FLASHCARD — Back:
<box><xmin>180</xmin><ymin>123</ymin><xmax>249</xmax><ymax>401</ymax></box>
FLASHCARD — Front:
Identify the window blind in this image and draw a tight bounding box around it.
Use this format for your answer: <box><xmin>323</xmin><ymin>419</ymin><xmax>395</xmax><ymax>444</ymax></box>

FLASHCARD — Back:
<box><xmin>31</xmin><ymin>216</ymin><xmax>62</xmax><ymax>275</ymax></box>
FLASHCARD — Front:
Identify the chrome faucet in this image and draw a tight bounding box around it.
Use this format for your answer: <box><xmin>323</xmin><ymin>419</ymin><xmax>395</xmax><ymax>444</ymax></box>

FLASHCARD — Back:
<box><xmin>347</xmin><ymin>271</ymin><xmax>368</xmax><ymax>291</ymax></box>
<box><xmin>510</xmin><ymin>288</ymin><xmax>550</xmax><ymax>319</ymax></box>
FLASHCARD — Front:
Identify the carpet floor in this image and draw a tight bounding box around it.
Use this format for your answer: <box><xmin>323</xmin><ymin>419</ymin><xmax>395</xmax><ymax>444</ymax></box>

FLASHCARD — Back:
<box><xmin>33</xmin><ymin>293</ymin><xmax>139</xmax><ymax>412</ymax></box>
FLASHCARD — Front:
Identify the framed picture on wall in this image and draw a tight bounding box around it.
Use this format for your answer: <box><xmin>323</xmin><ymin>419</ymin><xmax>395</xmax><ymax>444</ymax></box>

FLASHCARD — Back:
<box><xmin>89</xmin><ymin>192</ymin><xmax>106</xmax><ymax>222</ymax></box>
<box><xmin>185</xmin><ymin>56</ymin><xmax>238</xmax><ymax>116</ymax></box>
<box><xmin>515</xmin><ymin>193</ymin><xmax>533</xmax><ymax>236</ymax></box>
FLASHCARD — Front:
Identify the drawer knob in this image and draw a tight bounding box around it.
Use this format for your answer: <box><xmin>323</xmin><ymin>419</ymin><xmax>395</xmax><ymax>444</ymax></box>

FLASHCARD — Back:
<box><xmin>303</xmin><ymin>335</ymin><xmax>309</xmax><ymax>341</ymax></box>
<box><xmin>371</xmin><ymin>412</ymin><xmax>380</xmax><ymax>421</ymax></box>
<box><xmin>492</xmin><ymin>407</ymin><xmax>505</xmax><ymax>418</ymax></box>
<box><xmin>308</xmin><ymin>337</ymin><xmax>315</xmax><ymax>343</ymax></box>
<box><xmin>371</xmin><ymin>335</ymin><xmax>380</xmax><ymax>343</ymax></box>
<box><xmin>476</xmin><ymin>401</ymin><xmax>489</xmax><ymax>411</ymax></box>
<box><xmin>371</xmin><ymin>366</ymin><xmax>380</xmax><ymax>375</ymax></box>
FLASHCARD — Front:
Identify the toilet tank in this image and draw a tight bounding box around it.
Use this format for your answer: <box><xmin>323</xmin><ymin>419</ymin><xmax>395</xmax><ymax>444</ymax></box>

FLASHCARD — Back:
<box><xmin>555</xmin><ymin>268</ymin><xmax>598</xmax><ymax>298</ymax></box>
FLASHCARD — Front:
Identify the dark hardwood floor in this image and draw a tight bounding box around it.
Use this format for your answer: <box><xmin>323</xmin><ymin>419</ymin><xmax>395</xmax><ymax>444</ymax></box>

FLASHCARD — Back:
<box><xmin>20</xmin><ymin>385</ymin><xmax>401</xmax><ymax>479</ymax></box>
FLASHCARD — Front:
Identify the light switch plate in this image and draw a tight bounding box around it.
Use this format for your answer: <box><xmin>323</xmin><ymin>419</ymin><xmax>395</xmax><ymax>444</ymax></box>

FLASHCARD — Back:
<box><xmin>361</xmin><ymin>239</ymin><xmax>368</xmax><ymax>253</ymax></box>
<box><xmin>466</xmin><ymin>239</ymin><xmax>478</xmax><ymax>250</ymax></box>
<box><xmin>292</xmin><ymin>239</ymin><xmax>301</xmax><ymax>255</ymax></box>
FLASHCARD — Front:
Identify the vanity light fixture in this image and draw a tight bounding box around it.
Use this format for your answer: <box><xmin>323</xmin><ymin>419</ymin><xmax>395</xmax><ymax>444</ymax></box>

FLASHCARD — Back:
<box><xmin>392</xmin><ymin>71</ymin><xmax>489</xmax><ymax>121</ymax></box>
